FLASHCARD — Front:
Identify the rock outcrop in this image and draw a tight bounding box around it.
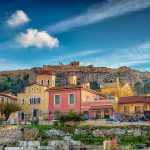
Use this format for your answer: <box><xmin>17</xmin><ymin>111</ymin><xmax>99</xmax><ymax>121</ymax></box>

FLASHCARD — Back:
<box><xmin>0</xmin><ymin>63</ymin><xmax>150</xmax><ymax>94</ymax></box>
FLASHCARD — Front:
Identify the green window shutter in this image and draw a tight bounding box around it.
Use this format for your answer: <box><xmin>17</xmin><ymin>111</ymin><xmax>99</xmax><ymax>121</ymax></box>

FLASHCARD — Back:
<box><xmin>69</xmin><ymin>94</ymin><xmax>75</xmax><ymax>104</ymax></box>
<box><xmin>55</xmin><ymin>95</ymin><xmax>60</xmax><ymax>105</ymax></box>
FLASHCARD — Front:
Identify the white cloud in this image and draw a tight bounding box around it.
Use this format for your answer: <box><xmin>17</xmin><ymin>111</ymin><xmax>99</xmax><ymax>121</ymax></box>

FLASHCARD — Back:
<box><xmin>6</xmin><ymin>10</ymin><xmax>30</xmax><ymax>27</ymax></box>
<box><xmin>47</xmin><ymin>49</ymin><xmax>101</xmax><ymax>62</ymax></box>
<box><xmin>81</xmin><ymin>41</ymin><xmax>150</xmax><ymax>69</ymax></box>
<box><xmin>46</xmin><ymin>0</ymin><xmax>150</xmax><ymax>33</ymax></box>
<box><xmin>16</xmin><ymin>28</ymin><xmax>59</xmax><ymax>48</ymax></box>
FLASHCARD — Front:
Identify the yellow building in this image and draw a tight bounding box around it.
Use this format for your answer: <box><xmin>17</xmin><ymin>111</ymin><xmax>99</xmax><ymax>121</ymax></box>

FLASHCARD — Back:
<box><xmin>99</xmin><ymin>78</ymin><xmax>136</xmax><ymax>113</ymax></box>
<box><xmin>118</xmin><ymin>96</ymin><xmax>150</xmax><ymax>118</ymax></box>
<box><xmin>68</xmin><ymin>75</ymin><xmax>77</xmax><ymax>85</ymax></box>
<box><xmin>17</xmin><ymin>70</ymin><xmax>56</xmax><ymax>120</ymax></box>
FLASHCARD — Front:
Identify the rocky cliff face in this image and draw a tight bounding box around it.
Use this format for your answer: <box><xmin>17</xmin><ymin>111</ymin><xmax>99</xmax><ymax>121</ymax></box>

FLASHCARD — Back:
<box><xmin>0</xmin><ymin>64</ymin><xmax>150</xmax><ymax>95</ymax></box>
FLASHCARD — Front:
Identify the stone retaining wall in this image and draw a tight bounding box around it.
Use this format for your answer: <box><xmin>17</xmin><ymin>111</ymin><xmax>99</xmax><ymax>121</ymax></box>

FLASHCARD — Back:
<box><xmin>41</xmin><ymin>120</ymin><xmax>150</xmax><ymax>126</ymax></box>
<box><xmin>4</xmin><ymin>141</ymin><xmax>103</xmax><ymax>150</ymax></box>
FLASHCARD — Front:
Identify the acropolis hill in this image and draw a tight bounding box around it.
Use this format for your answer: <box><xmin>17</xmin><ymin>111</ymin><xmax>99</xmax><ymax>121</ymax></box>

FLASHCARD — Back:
<box><xmin>0</xmin><ymin>61</ymin><xmax>150</xmax><ymax>95</ymax></box>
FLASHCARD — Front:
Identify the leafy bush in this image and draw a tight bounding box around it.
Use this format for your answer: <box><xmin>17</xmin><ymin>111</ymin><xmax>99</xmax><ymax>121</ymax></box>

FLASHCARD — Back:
<box><xmin>72</xmin><ymin>134</ymin><xmax>105</xmax><ymax>145</ymax></box>
<box><xmin>0</xmin><ymin>102</ymin><xmax>22</xmax><ymax>119</ymax></box>
<box><xmin>53</xmin><ymin>121</ymin><xmax>59</xmax><ymax>126</ymax></box>
<box><xmin>59</xmin><ymin>112</ymin><xmax>84</xmax><ymax>125</ymax></box>
<box><xmin>0</xmin><ymin>117</ymin><xmax>5</xmax><ymax>125</ymax></box>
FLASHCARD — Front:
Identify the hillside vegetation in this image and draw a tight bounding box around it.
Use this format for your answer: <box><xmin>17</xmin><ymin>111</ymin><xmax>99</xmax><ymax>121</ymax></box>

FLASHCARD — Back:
<box><xmin>0</xmin><ymin>65</ymin><xmax>150</xmax><ymax>95</ymax></box>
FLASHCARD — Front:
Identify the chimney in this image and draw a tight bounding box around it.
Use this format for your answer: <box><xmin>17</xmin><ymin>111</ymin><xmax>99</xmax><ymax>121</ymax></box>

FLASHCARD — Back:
<box><xmin>82</xmin><ymin>82</ymin><xmax>90</xmax><ymax>89</ymax></box>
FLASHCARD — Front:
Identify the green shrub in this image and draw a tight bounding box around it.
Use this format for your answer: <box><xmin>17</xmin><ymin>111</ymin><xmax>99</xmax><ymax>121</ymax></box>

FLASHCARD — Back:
<box><xmin>122</xmin><ymin>135</ymin><xmax>142</xmax><ymax>142</ymax></box>
<box><xmin>0</xmin><ymin>117</ymin><xmax>5</xmax><ymax>125</ymax></box>
<box><xmin>59</xmin><ymin>111</ymin><xmax>84</xmax><ymax>125</ymax></box>
<box><xmin>72</xmin><ymin>134</ymin><xmax>105</xmax><ymax>145</ymax></box>
<box><xmin>53</xmin><ymin>121</ymin><xmax>59</xmax><ymax>126</ymax></box>
<box><xmin>0</xmin><ymin>102</ymin><xmax>21</xmax><ymax>119</ymax></box>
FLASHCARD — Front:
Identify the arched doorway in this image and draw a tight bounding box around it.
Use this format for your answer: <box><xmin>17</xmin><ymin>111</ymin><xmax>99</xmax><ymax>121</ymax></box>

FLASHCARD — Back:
<box><xmin>32</xmin><ymin>109</ymin><xmax>38</xmax><ymax>117</ymax></box>
<box><xmin>41</xmin><ymin>80</ymin><xmax>44</xmax><ymax>85</ymax></box>
<box><xmin>20</xmin><ymin>111</ymin><xmax>25</xmax><ymax>121</ymax></box>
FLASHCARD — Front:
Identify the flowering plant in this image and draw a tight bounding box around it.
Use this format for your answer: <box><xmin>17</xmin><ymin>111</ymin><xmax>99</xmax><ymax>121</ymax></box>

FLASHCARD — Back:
<box><xmin>109</xmin><ymin>140</ymin><xmax>122</xmax><ymax>150</ymax></box>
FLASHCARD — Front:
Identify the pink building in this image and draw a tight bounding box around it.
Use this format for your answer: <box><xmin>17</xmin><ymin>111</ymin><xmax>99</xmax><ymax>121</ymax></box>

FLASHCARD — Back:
<box><xmin>48</xmin><ymin>81</ymin><xmax>113</xmax><ymax>120</ymax></box>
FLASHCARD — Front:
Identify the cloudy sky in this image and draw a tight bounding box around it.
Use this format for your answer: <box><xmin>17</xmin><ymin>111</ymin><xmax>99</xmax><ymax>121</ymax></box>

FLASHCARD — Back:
<box><xmin>0</xmin><ymin>0</ymin><xmax>150</xmax><ymax>71</ymax></box>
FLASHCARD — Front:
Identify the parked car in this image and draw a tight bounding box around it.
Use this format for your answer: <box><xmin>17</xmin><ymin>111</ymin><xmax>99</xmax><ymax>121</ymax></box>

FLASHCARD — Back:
<box><xmin>106</xmin><ymin>118</ymin><xmax>120</xmax><ymax>124</ymax></box>
<box><xmin>52</xmin><ymin>118</ymin><xmax>59</xmax><ymax>122</ymax></box>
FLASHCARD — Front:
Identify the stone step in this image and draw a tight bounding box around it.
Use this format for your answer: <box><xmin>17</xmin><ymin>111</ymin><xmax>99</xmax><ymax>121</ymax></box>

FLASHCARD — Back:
<box><xmin>19</xmin><ymin>141</ymin><xmax>40</xmax><ymax>147</ymax></box>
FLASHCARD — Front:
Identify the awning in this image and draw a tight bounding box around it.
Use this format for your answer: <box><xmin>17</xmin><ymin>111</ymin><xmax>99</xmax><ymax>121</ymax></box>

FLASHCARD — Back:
<box><xmin>90</xmin><ymin>105</ymin><xmax>113</xmax><ymax>110</ymax></box>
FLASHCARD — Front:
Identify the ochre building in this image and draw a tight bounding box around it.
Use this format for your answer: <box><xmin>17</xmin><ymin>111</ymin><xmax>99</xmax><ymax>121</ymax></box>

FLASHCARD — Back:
<box><xmin>17</xmin><ymin>70</ymin><xmax>56</xmax><ymax>119</ymax></box>
<box><xmin>99</xmin><ymin>78</ymin><xmax>136</xmax><ymax>113</ymax></box>
<box><xmin>118</xmin><ymin>96</ymin><xmax>150</xmax><ymax>118</ymax></box>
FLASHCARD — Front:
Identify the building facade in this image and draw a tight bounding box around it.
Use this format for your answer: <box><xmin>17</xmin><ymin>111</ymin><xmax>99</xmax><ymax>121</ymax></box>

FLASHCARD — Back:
<box><xmin>0</xmin><ymin>93</ymin><xmax>17</xmax><ymax>104</ymax></box>
<box><xmin>118</xmin><ymin>96</ymin><xmax>150</xmax><ymax>118</ymax></box>
<box><xmin>99</xmin><ymin>78</ymin><xmax>136</xmax><ymax>113</ymax></box>
<box><xmin>48</xmin><ymin>76</ymin><xmax>113</xmax><ymax>120</ymax></box>
<box><xmin>17</xmin><ymin>70</ymin><xmax>56</xmax><ymax>120</ymax></box>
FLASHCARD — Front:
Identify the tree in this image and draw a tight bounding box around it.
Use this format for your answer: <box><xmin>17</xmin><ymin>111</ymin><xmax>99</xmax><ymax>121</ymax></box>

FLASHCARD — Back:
<box><xmin>0</xmin><ymin>74</ymin><xmax>30</xmax><ymax>95</ymax></box>
<box><xmin>134</xmin><ymin>82</ymin><xmax>144</xmax><ymax>95</ymax></box>
<box><xmin>0</xmin><ymin>102</ymin><xmax>21</xmax><ymax>120</ymax></box>
<box><xmin>144</xmin><ymin>83</ymin><xmax>150</xmax><ymax>95</ymax></box>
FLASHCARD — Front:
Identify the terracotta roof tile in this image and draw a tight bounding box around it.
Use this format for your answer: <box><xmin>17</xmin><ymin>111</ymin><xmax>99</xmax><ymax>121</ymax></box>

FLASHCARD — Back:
<box><xmin>0</xmin><ymin>93</ymin><xmax>17</xmax><ymax>100</ymax></box>
<box><xmin>119</xmin><ymin>96</ymin><xmax>150</xmax><ymax>104</ymax></box>
<box><xmin>48</xmin><ymin>84</ymin><xmax>105</xmax><ymax>97</ymax></box>
<box><xmin>48</xmin><ymin>84</ymin><xmax>82</xmax><ymax>90</ymax></box>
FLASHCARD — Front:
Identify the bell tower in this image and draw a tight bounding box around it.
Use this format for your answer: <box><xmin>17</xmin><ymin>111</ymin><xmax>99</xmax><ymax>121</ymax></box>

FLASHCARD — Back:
<box><xmin>36</xmin><ymin>70</ymin><xmax>56</xmax><ymax>87</ymax></box>
<box><xmin>68</xmin><ymin>75</ymin><xmax>77</xmax><ymax>85</ymax></box>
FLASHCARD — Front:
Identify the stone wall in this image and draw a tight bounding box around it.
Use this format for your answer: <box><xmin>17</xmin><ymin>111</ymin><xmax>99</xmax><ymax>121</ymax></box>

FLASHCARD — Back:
<box><xmin>41</xmin><ymin>120</ymin><xmax>150</xmax><ymax>127</ymax></box>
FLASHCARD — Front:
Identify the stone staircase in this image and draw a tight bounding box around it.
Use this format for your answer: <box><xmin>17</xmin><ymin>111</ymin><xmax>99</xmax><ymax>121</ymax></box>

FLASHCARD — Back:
<box><xmin>3</xmin><ymin>140</ymin><xmax>103</xmax><ymax>150</ymax></box>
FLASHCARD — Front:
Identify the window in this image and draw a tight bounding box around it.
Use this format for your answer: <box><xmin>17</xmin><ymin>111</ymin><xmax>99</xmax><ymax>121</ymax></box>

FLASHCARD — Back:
<box><xmin>69</xmin><ymin>94</ymin><xmax>75</xmax><ymax>105</ymax></box>
<box><xmin>135</xmin><ymin>106</ymin><xmax>141</xmax><ymax>113</ymax></box>
<box><xmin>20</xmin><ymin>98</ymin><xmax>24</xmax><ymax>104</ymax></box>
<box><xmin>34</xmin><ymin>98</ymin><xmax>36</xmax><ymax>104</ymax></box>
<box><xmin>37</xmin><ymin>97</ymin><xmax>40</xmax><ymax>104</ymax></box>
<box><xmin>29</xmin><ymin>97</ymin><xmax>41</xmax><ymax>104</ymax></box>
<box><xmin>1</xmin><ymin>97</ymin><xmax>4</xmax><ymax>103</ymax></box>
<box><xmin>41</xmin><ymin>80</ymin><xmax>44</xmax><ymax>85</ymax></box>
<box><xmin>48</xmin><ymin>80</ymin><xmax>50</xmax><ymax>85</ymax></box>
<box><xmin>54</xmin><ymin>95</ymin><xmax>60</xmax><ymax>105</ymax></box>
<box><xmin>124</xmin><ymin>106</ymin><xmax>129</xmax><ymax>113</ymax></box>
<box><xmin>107</xmin><ymin>96</ymin><xmax>114</xmax><ymax>100</ymax></box>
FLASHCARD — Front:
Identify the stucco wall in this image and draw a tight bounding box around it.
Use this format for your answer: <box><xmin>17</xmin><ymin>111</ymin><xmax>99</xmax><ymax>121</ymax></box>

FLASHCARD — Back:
<box><xmin>118</xmin><ymin>103</ymin><xmax>150</xmax><ymax>114</ymax></box>
<box><xmin>17</xmin><ymin>84</ymin><xmax>49</xmax><ymax>115</ymax></box>
<box><xmin>81</xmin><ymin>89</ymin><xmax>102</xmax><ymax>102</ymax></box>
<box><xmin>49</xmin><ymin>89</ymin><xmax>81</xmax><ymax>119</ymax></box>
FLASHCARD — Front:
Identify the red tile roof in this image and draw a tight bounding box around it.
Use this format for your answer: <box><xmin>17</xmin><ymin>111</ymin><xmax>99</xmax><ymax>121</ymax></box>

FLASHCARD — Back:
<box><xmin>0</xmin><ymin>93</ymin><xmax>17</xmax><ymax>100</ymax></box>
<box><xmin>38</xmin><ymin>70</ymin><xmax>54</xmax><ymax>75</ymax></box>
<box><xmin>48</xmin><ymin>84</ymin><xmax>105</xmax><ymax>97</ymax></box>
<box><xmin>49</xmin><ymin>84</ymin><xmax>82</xmax><ymax>90</ymax></box>
<box><xmin>81</xmin><ymin>100</ymin><xmax>113</xmax><ymax>110</ymax></box>
<box><xmin>119</xmin><ymin>96</ymin><xmax>150</xmax><ymax>104</ymax></box>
